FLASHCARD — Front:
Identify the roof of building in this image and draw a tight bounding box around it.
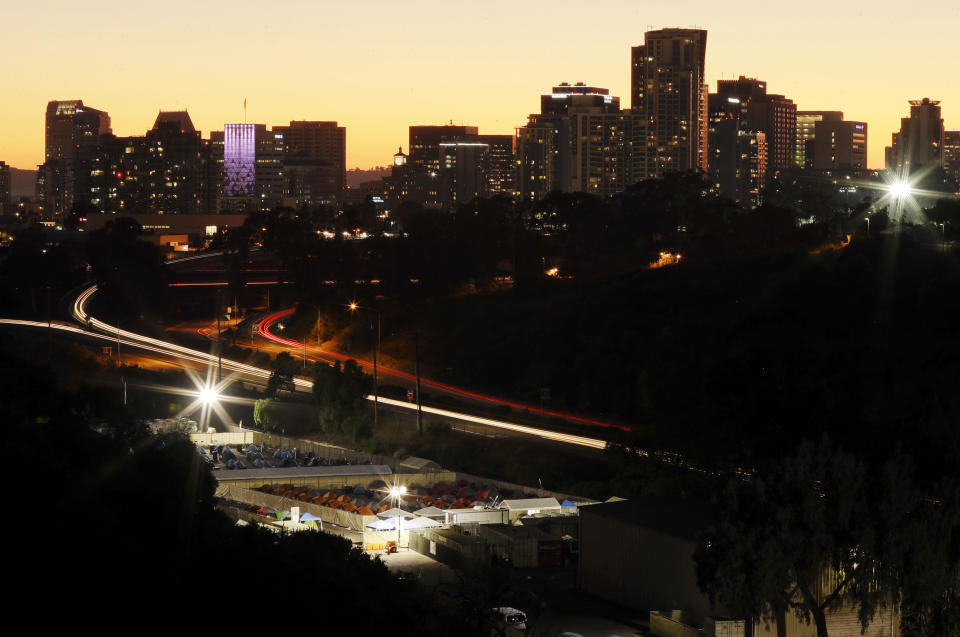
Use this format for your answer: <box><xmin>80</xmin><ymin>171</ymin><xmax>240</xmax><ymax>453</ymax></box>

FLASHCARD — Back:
<box><xmin>502</xmin><ymin>497</ymin><xmax>561</xmax><ymax>510</ymax></box>
<box><xmin>214</xmin><ymin>464</ymin><xmax>392</xmax><ymax>481</ymax></box>
<box><xmin>152</xmin><ymin>110</ymin><xmax>196</xmax><ymax>133</ymax></box>
<box><xmin>579</xmin><ymin>497</ymin><xmax>714</xmax><ymax>542</ymax></box>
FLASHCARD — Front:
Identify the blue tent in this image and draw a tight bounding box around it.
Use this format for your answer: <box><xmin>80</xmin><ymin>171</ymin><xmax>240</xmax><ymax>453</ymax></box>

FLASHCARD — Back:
<box><xmin>300</xmin><ymin>512</ymin><xmax>323</xmax><ymax>522</ymax></box>
<box><xmin>560</xmin><ymin>499</ymin><xmax>577</xmax><ymax>509</ymax></box>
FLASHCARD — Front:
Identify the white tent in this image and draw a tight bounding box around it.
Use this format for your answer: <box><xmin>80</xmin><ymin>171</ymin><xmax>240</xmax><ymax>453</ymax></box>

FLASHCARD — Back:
<box><xmin>376</xmin><ymin>507</ymin><xmax>416</xmax><ymax>520</ymax></box>
<box><xmin>412</xmin><ymin>505</ymin><xmax>446</xmax><ymax>519</ymax></box>
<box><xmin>501</xmin><ymin>497</ymin><xmax>562</xmax><ymax>514</ymax></box>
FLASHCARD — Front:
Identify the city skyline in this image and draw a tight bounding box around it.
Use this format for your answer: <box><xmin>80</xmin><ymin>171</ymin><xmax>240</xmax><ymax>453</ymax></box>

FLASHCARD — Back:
<box><xmin>2</xmin><ymin>1</ymin><xmax>958</xmax><ymax>172</ymax></box>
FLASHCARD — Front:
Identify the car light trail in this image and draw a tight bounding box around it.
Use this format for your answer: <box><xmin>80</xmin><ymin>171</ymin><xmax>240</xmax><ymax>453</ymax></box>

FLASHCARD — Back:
<box><xmin>256</xmin><ymin>309</ymin><xmax>630</xmax><ymax>431</ymax></box>
<box><xmin>370</xmin><ymin>395</ymin><xmax>609</xmax><ymax>450</ymax></box>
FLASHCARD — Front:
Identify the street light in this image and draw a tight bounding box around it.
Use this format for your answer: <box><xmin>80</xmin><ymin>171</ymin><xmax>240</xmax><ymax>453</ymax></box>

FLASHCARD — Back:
<box><xmin>389</xmin><ymin>485</ymin><xmax>407</xmax><ymax>551</ymax></box>
<box><xmin>865</xmin><ymin>216</ymin><xmax>870</xmax><ymax>235</ymax></box>
<box><xmin>348</xmin><ymin>302</ymin><xmax>380</xmax><ymax>429</ymax></box>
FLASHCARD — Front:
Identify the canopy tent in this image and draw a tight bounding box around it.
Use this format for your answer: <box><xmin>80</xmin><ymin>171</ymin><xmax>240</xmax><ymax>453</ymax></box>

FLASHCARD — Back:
<box><xmin>299</xmin><ymin>512</ymin><xmax>323</xmax><ymax>522</ymax></box>
<box><xmin>366</xmin><ymin>516</ymin><xmax>442</xmax><ymax>531</ymax></box>
<box><xmin>413</xmin><ymin>506</ymin><xmax>446</xmax><ymax>519</ymax></box>
<box><xmin>376</xmin><ymin>507</ymin><xmax>415</xmax><ymax>519</ymax></box>
<box><xmin>560</xmin><ymin>499</ymin><xmax>578</xmax><ymax>509</ymax></box>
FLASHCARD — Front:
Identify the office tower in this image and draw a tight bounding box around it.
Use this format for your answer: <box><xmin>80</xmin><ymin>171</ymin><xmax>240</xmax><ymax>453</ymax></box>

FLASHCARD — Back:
<box><xmin>812</xmin><ymin>119</ymin><xmax>867</xmax><ymax>170</ymax></box>
<box><xmin>542</xmin><ymin>82</ymin><xmax>620</xmax><ymax>115</ymax></box>
<box><xmin>707</xmin><ymin>98</ymin><xmax>767</xmax><ymax>207</ymax></box>
<box><xmin>85</xmin><ymin>134</ymin><xmax>144</xmax><ymax>214</ymax></box>
<box><xmin>409</xmin><ymin>125</ymin><xmax>480</xmax><ymax>174</ymax></box>
<box><xmin>141</xmin><ymin>111</ymin><xmax>202</xmax><ymax>214</ymax></box>
<box><xmin>439</xmin><ymin>141</ymin><xmax>490</xmax><ymax>206</ymax></box>
<box><xmin>214</xmin><ymin>124</ymin><xmax>284</xmax><ymax>213</ymax></box>
<box><xmin>476</xmin><ymin>134</ymin><xmax>516</xmax><ymax>196</ymax></box>
<box><xmin>712</xmin><ymin>77</ymin><xmax>796</xmax><ymax>176</ymax></box>
<box><xmin>40</xmin><ymin>100</ymin><xmax>111</xmax><ymax>216</ymax></box>
<box><xmin>886</xmin><ymin>98</ymin><xmax>945</xmax><ymax>172</ymax></box>
<box><xmin>0</xmin><ymin>161</ymin><xmax>10</xmax><ymax>204</ymax></box>
<box><xmin>944</xmin><ymin>131</ymin><xmax>960</xmax><ymax>188</ymax></box>
<box><xmin>517</xmin><ymin>117</ymin><xmax>569</xmax><ymax>202</ymax></box>
<box><xmin>273</xmin><ymin>121</ymin><xmax>346</xmax><ymax>200</ymax></box>
<box><xmin>796</xmin><ymin>111</ymin><xmax>843</xmax><ymax>167</ymax></box>
<box><xmin>517</xmin><ymin>84</ymin><xmax>646</xmax><ymax>200</ymax></box>
<box><xmin>631</xmin><ymin>28</ymin><xmax>708</xmax><ymax>176</ymax></box>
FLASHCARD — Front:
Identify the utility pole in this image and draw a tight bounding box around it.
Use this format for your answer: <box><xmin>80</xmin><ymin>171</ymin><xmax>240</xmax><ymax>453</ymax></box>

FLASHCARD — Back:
<box><xmin>373</xmin><ymin>312</ymin><xmax>380</xmax><ymax>429</ymax></box>
<box><xmin>415</xmin><ymin>331</ymin><xmax>423</xmax><ymax>435</ymax></box>
<box><xmin>46</xmin><ymin>285</ymin><xmax>52</xmax><ymax>363</ymax></box>
<box><xmin>216</xmin><ymin>289</ymin><xmax>222</xmax><ymax>383</ymax></box>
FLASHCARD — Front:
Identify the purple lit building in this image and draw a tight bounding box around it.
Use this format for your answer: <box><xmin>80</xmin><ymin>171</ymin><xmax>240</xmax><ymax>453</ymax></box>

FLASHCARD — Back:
<box><xmin>224</xmin><ymin>124</ymin><xmax>256</xmax><ymax>198</ymax></box>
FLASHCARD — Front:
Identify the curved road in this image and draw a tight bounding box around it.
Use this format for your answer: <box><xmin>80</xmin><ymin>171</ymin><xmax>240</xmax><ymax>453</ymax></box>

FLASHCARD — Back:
<box><xmin>255</xmin><ymin>308</ymin><xmax>629</xmax><ymax>432</ymax></box>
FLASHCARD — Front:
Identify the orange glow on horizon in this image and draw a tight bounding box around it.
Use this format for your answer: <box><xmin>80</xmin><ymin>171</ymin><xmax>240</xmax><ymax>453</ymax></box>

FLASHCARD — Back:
<box><xmin>1</xmin><ymin>2</ymin><xmax>957</xmax><ymax>173</ymax></box>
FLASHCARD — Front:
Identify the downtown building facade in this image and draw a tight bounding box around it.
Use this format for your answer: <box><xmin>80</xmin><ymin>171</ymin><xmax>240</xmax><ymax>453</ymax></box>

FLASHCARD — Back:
<box><xmin>35</xmin><ymin>100</ymin><xmax>348</xmax><ymax>218</ymax></box>
<box><xmin>384</xmin><ymin>125</ymin><xmax>516</xmax><ymax>209</ymax></box>
<box><xmin>0</xmin><ymin>161</ymin><xmax>10</xmax><ymax>205</ymax></box>
<box><xmin>516</xmin><ymin>83</ymin><xmax>646</xmax><ymax>201</ymax></box>
<box><xmin>885</xmin><ymin>98</ymin><xmax>945</xmax><ymax>174</ymax></box>
<box><xmin>631</xmin><ymin>29</ymin><xmax>709</xmax><ymax>176</ymax></box>
<box><xmin>706</xmin><ymin>93</ymin><xmax>767</xmax><ymax>207</ymax></box>
<box><xmin>944</xmin><ymin>131</ymin><xmax>960</xmax><ymax>189</ymax></box>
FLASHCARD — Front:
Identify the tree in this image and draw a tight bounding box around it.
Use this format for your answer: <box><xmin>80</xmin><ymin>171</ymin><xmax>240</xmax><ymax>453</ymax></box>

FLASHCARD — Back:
<box><xmin>312</xmin><ymin>359</ymin><xmax>372</xmax><ymax>439</ymax></box>
<box><xmin>695</xmin><ymin>440</ymin><xmax>912</xmax><ymax>637</ymax></box>
<box><xmin>265</xmin><ymin>351</ymin><xmax>298</xmax><ymax>397</ymax></box>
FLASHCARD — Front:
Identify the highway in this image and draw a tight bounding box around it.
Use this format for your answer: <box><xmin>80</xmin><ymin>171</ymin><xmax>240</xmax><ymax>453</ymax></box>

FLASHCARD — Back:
<box><xmin>255</xmin><ymin>308</ymin><xmax>629</xmax><ymax>432</ymax></box>
<box><xmin>0</xmin><ymin>279</ymin><xmax>612</xmax><ymax>452</ymax></box>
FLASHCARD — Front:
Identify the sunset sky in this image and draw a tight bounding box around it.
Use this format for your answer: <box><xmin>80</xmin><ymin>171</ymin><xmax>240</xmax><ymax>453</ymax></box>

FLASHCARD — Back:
<box><xmin>2</xmin><ymin>0</ymin><xmax>957</xmax><ymax>171</ymax></box>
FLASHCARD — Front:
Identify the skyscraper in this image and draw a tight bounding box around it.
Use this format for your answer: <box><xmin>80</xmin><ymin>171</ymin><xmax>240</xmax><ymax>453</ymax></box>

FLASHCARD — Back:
<box><xmin>144</xmin><ymin>111</ymin><xmax>202</xmax><ymax>214</ymax></box>
<box><xmin>706</xmin><ymin>95</ymin><xmax>767</xmax><ymax>208</ymax></box>
<box><xmin>631</xmin><ymin>28</ymin><xmax>708</xmax><ymax>176</ymax></box>
<box><xmin>712</xmin><ymin>77</ymin><xmax>796</xmax><ymax>176</ymax></box>
<box><xmin>811</xmin><ymin>119</ymin><xmax>867</xmax><ymax>170</ymax></box>
<box><xmin>214</xmin><ymin>124</ymin><xmax>284</xmax><ymax>213</ymax></box>
<box><xmin>796</xmin><ymin>111</ymin><xmax>843</xmax><ymax>168</ymax></box>
<box><xmin>272</xmin><ymin>120</ymin><xmax>347</xmax><ymax>200</ymax></box>
<box><xmin>517</xmin><ymin>84</ymin><xmax>646</xmax><ymax>200</ymax></box>
<box><xmin>40</xmin><ymin>99</ymin><xmax>111</xmax><ymax>216</ymax></box>
<box><xmin>886</xmin><ymin>98</ymin><xmax>945</xmax><ymax>173</ymax></box>
<box><xmin>0</xmin><ymin>161</ymin><xmax>10</xmax><ymax>205</ymax></box>
<box><xmin>944</xmin><ymin>131</ymin><xmax>960</xmax><ymax>190</ymax></box>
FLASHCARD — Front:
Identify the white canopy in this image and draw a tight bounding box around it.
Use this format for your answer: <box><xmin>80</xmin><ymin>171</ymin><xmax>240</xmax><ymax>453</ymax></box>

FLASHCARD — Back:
<box><xmin>376</xmin><ymin>507</ymin><xmax>416</xmax><ymax>519</ymax></box>
<box><xmin>502</xmin><ymin>497</ymin><xmax>561</xmax><ymax>511</ymax></box>
<box><xmin>412</xmin><ymin>505</ymin><xmax>446</xmax><ymax>519</ymax></box>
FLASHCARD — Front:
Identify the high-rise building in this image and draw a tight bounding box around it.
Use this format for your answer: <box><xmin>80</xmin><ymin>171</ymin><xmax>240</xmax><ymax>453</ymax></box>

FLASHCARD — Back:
<box><xmin>273</xmin><ymin>121</ymin><xmax>346</xmax><ymax>201</ymax></box>
<box><xmin>944</xmin><ymin>131</ymin><xmax>960</xmax><ymax>189</ymax></box>
<box><xmin>542</xmin><ymin>82</ymin><xmax>620</xmax><ymax>115</ymax></box>
<box><xmin>517</xmin><ymin>116</ymin><xmax>570</xmax><ymax>202</ymax></box>
<box><xmin>213</xmin><ymin>124</ymin><xmax>284</xmax><ymax>213</ymax></box>
<box><xmin>40</xmin><ymin>99</ymin><xmax>111</xmax><ymax>216</ymax></box>
<box><xmin>712</xmin><ymin>77</ymin><xmax>796</xmax><ymax>176</ymax></box>
<box><xmin>886</xmin><ymin>98</ymin><xmax>945</xmax><ymax>173</ymax></box>
<box><xmin>812</xmin><ymin>119</ymin><xmax>867</xmax><ymax>170</ymax></box>
<box><xmin>409</xmin><ymin>125</ymin><xmax>479</xmax><ymax>175</ymax></box>
<box><xmin>439</xmin><ymin>141</ymin><xmax>490</xmax><ymax>206</ymax></box>
<box><xmin>476</xmin><ymin>134</ymin><xmax>516</xmax><ymax>196</ymax></box>
<box><xmin>517</xmin><ymin>84</ymin><xmax>646</xmax><ymax>200</ymax></box>
<box><xmin>631</xmin><ymin>28</ymin><xmax>708</xmax><ymax>176</ymax></box>
<box><xmin>706</xmin><ymin>94</ymin><xmax>767</xmax><ymax>207</ymax></box>
<box><xmin>0</xmin><ymin>161</ymin><xmax>10</xmax><ymax>204</ymax></box>
<box><xmin>796</xmin><ymin>111</ymin><xmax>843</xmax><ymax>168</ymax></box>
<box><xmin>143</xmin><ymin>111</ymin><xmax>202</xmax><ymax>214</ymax></box>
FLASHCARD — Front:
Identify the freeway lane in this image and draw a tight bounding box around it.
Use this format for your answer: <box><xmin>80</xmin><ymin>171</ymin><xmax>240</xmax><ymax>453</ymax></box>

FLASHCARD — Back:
<box><xmin>0</xmin><ymin>281</ymin><xmax>613</xmax><ymax>451</ymax></box>
<box><xmin>256</xmin><ymin>308</ymin><xmax>630</xmax><ymax>432</ymax></box>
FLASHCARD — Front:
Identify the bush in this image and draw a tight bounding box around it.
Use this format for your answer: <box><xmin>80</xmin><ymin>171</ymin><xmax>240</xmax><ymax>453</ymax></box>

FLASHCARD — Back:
<box><xmin>425</xmin><ymin>420</ymin><xmax>452</xmax><ymax>436</ymax></box>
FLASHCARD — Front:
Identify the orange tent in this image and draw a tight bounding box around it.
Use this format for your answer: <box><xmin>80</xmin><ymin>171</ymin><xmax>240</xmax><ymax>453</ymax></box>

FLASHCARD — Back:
<box><xmin>356</xmin><ymin>506</ymin><xmax>375</xmax><ymax>516</ymax></box>
<box><xmin>342</xmin><ymin>503</ymin><xmax>358</xmax><ymax>513</ymax></box>
<box><xmin>377</xmin><ymin>503</ymin><xmax>391</xmax><ymax>514</ymax></box>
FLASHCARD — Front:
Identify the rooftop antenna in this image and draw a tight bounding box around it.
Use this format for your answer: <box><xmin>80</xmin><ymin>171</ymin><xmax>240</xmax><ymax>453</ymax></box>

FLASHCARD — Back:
<box><xmin>243</xmin><ymin>98</ymin><xmax>247</xmax><ymax>123</ymax></box>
